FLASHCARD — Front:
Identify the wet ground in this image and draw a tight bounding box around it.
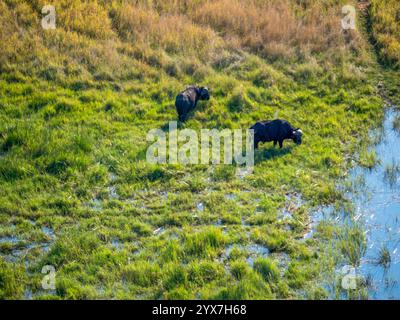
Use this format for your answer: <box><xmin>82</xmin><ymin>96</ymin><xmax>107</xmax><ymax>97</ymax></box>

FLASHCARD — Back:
<box><xmin>2</xmin><ymin>107</ymin><xmax>398</xmax><ymax>299</ymax></box>
<box><xmin>310</xmin><ymin>107</ymin><xmax>400</xmax><ymax>299</ymax></box>
<box><xmin>353</xmin><ymin>107</ymin><xmax>400</xmax><ymax>299</ymax></box>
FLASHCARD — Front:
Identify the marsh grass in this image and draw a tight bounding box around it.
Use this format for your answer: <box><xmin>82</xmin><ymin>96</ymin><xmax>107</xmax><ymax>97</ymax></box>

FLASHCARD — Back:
<box><xmin>375</xmin><ymin>246</ymin><xmax>391</xmax><ymax>269</ymax></box>
<box><xmin>358</xmin><ymin>149</ymin><xmax>379</xmax><ymax>169</ymax></box>
<box><xmin>384</xmin><ymin>160</ymin><xmax>400</xmax><ymax>187</ymax></box>
<box><xmin>337</xmin><ymin>225</ymin><xmax>367</xmax><ymax>267</ymax></box>
<box><xmin>393</xmin><ymin>115</ymin><xmax>400</xmax><ymax>133</ymax></box>
<box><xmin>0</xmin><ymin>0</ymin><xmax>394</xmax><ymax>300</ymax></box>
<box><xmin>0</xmin><ymin>258</ymin><xmax>27</xmax><ymax>299</ymax></box>
<box><xmin>253</xmin><ymin>257</ymin><xmax>280</xmax><ymax>282</ymax></box>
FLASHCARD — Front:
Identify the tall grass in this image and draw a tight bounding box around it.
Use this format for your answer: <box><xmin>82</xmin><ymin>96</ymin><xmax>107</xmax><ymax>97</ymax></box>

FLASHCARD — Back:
<box><xmin>384</xmin><ymin>160</ymin><xmax>400</xmax><ymax>187</ymax></box>
<box><xmin>370</xmin><ymin>0</ymin><xmax>400</xmax><ymax>68</ymax></box>
<box><xmin>192</xmin><ymin>0</ymin><xmax>362</xmax><ymax>62</ymax></box>
<box><xmin>0</xmin><ymin>0</ymin><xmax>365</xmax><ymax>79</ymax></box>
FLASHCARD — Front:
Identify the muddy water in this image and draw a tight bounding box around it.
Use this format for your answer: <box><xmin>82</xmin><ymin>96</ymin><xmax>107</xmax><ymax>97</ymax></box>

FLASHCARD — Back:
<box><xmin>312</xmin><ymin>107</ymin><xmax>400</xmax><ymax>299</ymax></box>
<box><xmin>352</xmin><ymin>107</ymin><xmax>400</xmax><ymax>299</ymax></box>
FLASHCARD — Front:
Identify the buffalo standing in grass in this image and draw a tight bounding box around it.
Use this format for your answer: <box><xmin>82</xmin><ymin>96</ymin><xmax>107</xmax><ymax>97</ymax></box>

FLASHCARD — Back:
<box><xmin>251</xmin><ymin>119</ymin><xmax>303</xmax><ymax>149</ymax></box>
<box><xmin>175</xmin><ymin>86</ymin><xmax>210</xmax><ymax>122</ymax></box>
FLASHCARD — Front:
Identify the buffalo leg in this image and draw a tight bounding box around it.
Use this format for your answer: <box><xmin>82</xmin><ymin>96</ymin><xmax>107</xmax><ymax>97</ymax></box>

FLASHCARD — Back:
<box><xmin>273</xmin><ymin>141</ymin><xmax>277</xmax><ymax>148</ymax></box>
<box><xmin>178</xmin><ymin>113</ymin><xmax>186</xmax><ymax>122</ymax></box>
<box><xmin>279</xmin><ymin>140</ymin><xmax>283</xmax><ymax>149</ymax></box>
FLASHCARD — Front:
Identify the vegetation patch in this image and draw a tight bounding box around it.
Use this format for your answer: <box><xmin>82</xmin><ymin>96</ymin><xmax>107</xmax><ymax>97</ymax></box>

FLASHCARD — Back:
<box><xmin>0</xmin><ymin>0</ymin><xmax>399</xmax><ymax>300</ymax></box>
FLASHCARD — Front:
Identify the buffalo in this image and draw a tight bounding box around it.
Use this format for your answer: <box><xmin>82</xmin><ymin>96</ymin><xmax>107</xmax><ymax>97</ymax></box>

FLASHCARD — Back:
<box><xmin>175</xmin><ymin>86</ymin><xmax>210</xmax><ymax>122</ymax></box>
<box><xmin>250</xmin><ymin>119</ymin><xmax>303</xmax><ymax>149</ymax></box>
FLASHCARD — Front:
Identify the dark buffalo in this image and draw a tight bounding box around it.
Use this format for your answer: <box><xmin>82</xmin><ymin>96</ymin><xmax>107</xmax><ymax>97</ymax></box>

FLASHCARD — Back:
<box><xmin>250</xmin><ymin>119</ymin><xmax>303</xmax><ymax>149</ymax></box>
<box><xmin>175</xmin><ymin>86</ymin><xmax>210</xmax><ymax>121</ymax></box>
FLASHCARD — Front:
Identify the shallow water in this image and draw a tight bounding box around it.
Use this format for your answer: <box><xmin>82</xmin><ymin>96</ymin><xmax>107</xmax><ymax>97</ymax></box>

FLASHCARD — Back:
<box><xmin>311</xmin><ymin>107</ymin><xmax>400</xmax><ymax>299</ymax></box>
<box><xmin>224</xmin><ymin>243</ymin><xmax>269</xmax><ymax>267</ymax></box>
<box><xmin>352</xmin><ymin>108</ymin><xmax>400</xmax><ymax>299</ymax></box>
<box><xmin>196</xmin><ymin>202</ymin><xmax>205</xmax><ymax>212</ymax></box>
<box><xmin>0</xmin><ymin>235</ymin><xmax>20</xmax><ymax>244</ymax></box>
<box><xmin>225</xmin><ymin>193</ymin><xmax>236</xmax><ymax>201</ymax></box>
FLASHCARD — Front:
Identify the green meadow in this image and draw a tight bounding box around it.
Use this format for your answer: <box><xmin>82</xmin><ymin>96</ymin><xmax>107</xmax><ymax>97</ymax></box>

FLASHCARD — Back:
<box><xmin>0</xmin><ymin>0</ymin><xmax>399</xmax><ymax>299</ymax></box>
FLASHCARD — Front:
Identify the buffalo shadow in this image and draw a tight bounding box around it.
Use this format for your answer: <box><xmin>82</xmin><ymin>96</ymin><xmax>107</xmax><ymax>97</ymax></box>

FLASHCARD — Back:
<box><xmin>254</xmin><ymin>144</ymin><xmax>294</xmax><ymax>164</ymax></box>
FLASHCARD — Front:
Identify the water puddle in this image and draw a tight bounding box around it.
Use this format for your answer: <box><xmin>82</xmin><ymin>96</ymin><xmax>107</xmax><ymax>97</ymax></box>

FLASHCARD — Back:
<box><xmin>108</xmin><ymin>186</ymin><xmax>119</xmax><ymax>199</ymax></box>
<box><xmin>196</xmin><ymin>202</ymin><xmax>205</xmax><ymax>212</ymax></box>
<box><xmin>109</xmin><ymin>172</ymin><xmax>117</xmax><ymax>182</ymax></box>
<box><xmin>0</xmin><ymin>235</ymin><xmax>20</xmax><ymax>244</ymax></box>
<box><xmin>224</xmin><ymin>243</ymin><xmax>270</xmax><ymax>267</ymax></box>
<box><xmin>272</xmin><ymin>252</ymin><xmax>291</xmax><ymax>275</ymax></box>
<box><xmin>89</xmin><ymin>198</ymin><xmax>103</xmax><ymax>212</ymax></box>
<box><xmin>0</xmin><ymin>225</ymin><xmax>56</xmax><ymax>263</ymax></box>
<box><xmin>279</xmin><ymin>193</ymin><xmax>304</xmax><ymax>222</ymax></box>
<box><xmin>111</xmin><ymin>238</ymin><xmax>122</xmax><ymax>249</ymax></box>
<box><xmin>41</xmin><ymin>226</ymin><xmax>55</xmax><ymax>240</ymax></box>
<box><xmin>160</xmin><ymin>191</ymin><xmax>168</xmax><ymax>200</ymax></box>
<box><xmin>225</xmin><ymin>193</ymin><xmax>237</xmax><ymax>201</ymax></box>
<box><xmin>303</xmin><ymin>206</ymin><xmax>333</xmax><ymax>240</ymax></box>
<box><xmin>153</xmin><ymin>227</ymin><xmax>165</xmax><ymax>235</ymax></box>
<box><xmin>237</xmin><ymin>168</ymin><xmax>252</xmax><ymax>180</ymax></box>
<box><xmin>213</xmin><ymin>219</ymin><xmax>223</xmax><ymax>226</ymax></box>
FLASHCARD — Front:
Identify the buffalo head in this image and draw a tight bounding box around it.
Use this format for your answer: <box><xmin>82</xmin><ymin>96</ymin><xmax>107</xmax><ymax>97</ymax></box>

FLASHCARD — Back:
<box><xmin>198</xmin><ymin>87</ymin><xmax>210</xmax><ymax>101</ymax></box>
<box><xmin>292</xmin><ymin>129</ymin><xmax>303</xmax><ymax>145</ymax></box>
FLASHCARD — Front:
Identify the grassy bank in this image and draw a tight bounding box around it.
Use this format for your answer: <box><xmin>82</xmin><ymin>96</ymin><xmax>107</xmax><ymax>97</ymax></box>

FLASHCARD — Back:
<box><xmin>0</xmin><ymin>0</ymin><xmax>392</xmax><ymax>299</ymax></box>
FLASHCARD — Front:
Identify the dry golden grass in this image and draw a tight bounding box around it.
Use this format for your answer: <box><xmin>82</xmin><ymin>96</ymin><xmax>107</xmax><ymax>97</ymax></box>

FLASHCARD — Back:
<box><xmin>112</xmin><ymin>4</ymin><xmax>223</xmax><ymax>60</ymax></box>
<box><xmin>0</xmin><ymin>0</ymin><xmax>366</xmax><ymax>77</ymax></box>
<box><xmin>192</xmin><ymin>0</ymin><xmax>362</xmax><ymax>61</ymax></box>
<box><xmin>370</xmin><ymin>0</ymin><xmax>400</xmax><ymax>68</ymax></box>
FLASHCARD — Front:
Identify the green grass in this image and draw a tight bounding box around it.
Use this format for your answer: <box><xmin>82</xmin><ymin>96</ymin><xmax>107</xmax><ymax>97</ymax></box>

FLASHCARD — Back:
<box><xmin>376</xmin><ymin>246</ymin><xmax>391</xmax><ymax>269</ymax></box>
<box><xmin>0</xmin><ymin>258</ymin><xmax>27</xmax><ymax>299</ymax></box>
<box><xmin>359</xmin><ymin>149</ymin><xmax>379</xmax><ymax>169</ymax></box>
<box><xmin>253</xmin><ymin>257</ymin><xmax>280</xmax><ymax>282</ymax></box>
<box><xmin>337</xmin><ymin>225</ymin><xmax>367</xmax><ymax>267</ymax></box>
<box><xmin>393</xmin><ymin>115</ymin><xmax>400</xmax><ymax>132</ymax></box>
<box><xmin>0</xmin><ymin>0</ymin><xmax>399</xmax><ymax>300</ymax></box>
<box><xmin>384</xmin><ymin>160</ymin><xmax>400</xmax><ymax>187</ymax></box>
